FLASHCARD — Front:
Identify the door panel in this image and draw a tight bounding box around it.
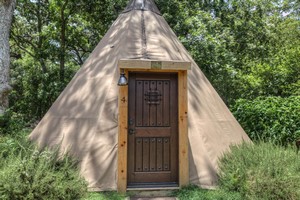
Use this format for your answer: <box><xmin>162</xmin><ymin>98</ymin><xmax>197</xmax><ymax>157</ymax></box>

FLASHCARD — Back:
<box><xmin>127</xmin><ymin>72</ymin><xmax>178</xmax><ymax>186</ymax></box>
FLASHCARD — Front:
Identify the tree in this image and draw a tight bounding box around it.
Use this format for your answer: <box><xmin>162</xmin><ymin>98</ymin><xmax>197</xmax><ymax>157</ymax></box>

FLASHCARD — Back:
<box><xmin>7</xmin><ymin>0</ymin><xmax>300</xmax><ymax>122</ymax></box>
<box><xmin>0</xmin><ymin>0</ymin><xmax>16</xmax><ymax>115</ymax></box>
<box><xmin>9</xmin><ymin>0</ymin><xmax>127</xmax><ymax>119</ymax></box>
<box><xmin>155</xmin><ymin>0</ymin><xmax>299</xmax><ymax>104</ymax></box>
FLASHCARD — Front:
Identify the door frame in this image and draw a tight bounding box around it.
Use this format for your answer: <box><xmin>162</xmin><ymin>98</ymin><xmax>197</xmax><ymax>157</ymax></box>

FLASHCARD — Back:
<box><xmin>117</xmin><ymin>59</ymin><xmax>190</xmax><ymax>193</ymax></box>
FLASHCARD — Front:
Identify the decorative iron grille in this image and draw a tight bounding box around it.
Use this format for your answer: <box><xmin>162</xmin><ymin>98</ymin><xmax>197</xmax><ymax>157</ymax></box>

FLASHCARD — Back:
<box><xmin>144</xmin><ymin>90</ymin><xmax>162</xmax><ymax>104</ymax></box>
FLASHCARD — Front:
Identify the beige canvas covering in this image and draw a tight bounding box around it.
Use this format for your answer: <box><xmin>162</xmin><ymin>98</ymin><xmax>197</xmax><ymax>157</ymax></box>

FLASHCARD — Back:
<box><xmin>30</xmin><ymin>0</ymin><xmax>250</xmax><ymax>191</ymax></box>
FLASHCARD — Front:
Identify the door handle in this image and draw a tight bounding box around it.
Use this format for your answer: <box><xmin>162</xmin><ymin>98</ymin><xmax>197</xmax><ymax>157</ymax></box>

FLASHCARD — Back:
<box><xmin>129</xmin><ymin>129</ymin><xmax>135</xmax><ymax>135</ymax></box>
<box><xmin>129</xmin><ymin>118</ymin><xmax>134</xmax><ymax>125</ymax></box>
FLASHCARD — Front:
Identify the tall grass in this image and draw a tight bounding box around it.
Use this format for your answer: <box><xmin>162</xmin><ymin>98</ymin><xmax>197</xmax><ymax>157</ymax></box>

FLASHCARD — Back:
<box><xmin>219</xmin><ymin>142</ymin><xmax>300</xmax><ymax>200</ymax></box>
<box><xmin>0</xmin><ymin>132</ymin><xmax>88</xmax><ymax>200</ymax></box>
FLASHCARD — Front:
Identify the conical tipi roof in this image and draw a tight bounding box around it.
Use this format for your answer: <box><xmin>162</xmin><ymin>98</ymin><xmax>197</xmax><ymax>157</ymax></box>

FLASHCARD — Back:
<box><xmin>30</xmin><ymin>0</ymin><xmax>250</xmax><ymax>191</ymax></box>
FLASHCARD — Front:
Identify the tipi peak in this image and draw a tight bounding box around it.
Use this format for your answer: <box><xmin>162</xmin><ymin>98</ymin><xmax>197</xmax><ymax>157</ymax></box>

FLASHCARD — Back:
<box><xmin>123</xmin><ymin>0</ymin><xmax>161</xmax><ymax>15</ymax></box>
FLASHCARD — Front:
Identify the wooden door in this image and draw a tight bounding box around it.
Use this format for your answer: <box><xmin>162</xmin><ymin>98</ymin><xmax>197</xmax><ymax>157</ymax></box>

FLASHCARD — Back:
<box><xmin>127</xmin><ymin>72</ymin><xmax>178</xmax><ymax>187</ymax></box>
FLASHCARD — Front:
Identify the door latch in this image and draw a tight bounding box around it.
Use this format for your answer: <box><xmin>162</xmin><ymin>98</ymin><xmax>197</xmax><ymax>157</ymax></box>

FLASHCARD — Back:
<box><xmin>129</xmin><ymin>129</ymin><xmax>135</xmax><ymax>135</ymax></box>
<box><xmin>129</xmin><ymin>118</ymin><xmax>134</xmax><ymax>125</ymax></box>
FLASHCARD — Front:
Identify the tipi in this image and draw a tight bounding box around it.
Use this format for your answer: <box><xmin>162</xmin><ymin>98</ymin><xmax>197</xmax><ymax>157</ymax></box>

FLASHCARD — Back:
<box><xmin>30</xmin><ymin>0</ymin><xmax>250</xmax><ymax>192</ymax></box>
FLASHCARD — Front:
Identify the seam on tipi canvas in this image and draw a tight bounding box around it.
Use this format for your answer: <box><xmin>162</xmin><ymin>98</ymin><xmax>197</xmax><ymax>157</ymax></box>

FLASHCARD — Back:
<box><xmin>141</xmin><ymin>10</ymin><xmax>150</xmax><ymax>59</ymax></box>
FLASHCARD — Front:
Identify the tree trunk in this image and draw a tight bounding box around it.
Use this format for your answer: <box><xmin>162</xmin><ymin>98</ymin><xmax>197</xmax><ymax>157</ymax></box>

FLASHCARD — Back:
<box><xmin>0</xmin><ymin>0</ymin><xmax>16</xmax><ymax>115</ymax></box>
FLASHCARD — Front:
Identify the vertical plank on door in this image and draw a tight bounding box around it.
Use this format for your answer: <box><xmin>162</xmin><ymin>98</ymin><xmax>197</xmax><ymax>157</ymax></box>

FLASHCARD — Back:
<box><xmin>156</xmin><ymin>138</ymin><xmax>163</xmax><ymax>171</ymax></box>
<box><xmin>136</xmin><ymin>81</ymin><xmax>143</xmax><ymax>127</ymax></box>
<box><xmin>149</xmin><ymin>138</ymin><xmax>157</xmax><ymax>171</ymax></box>
<box><xmin>143</xmin><ymin>138</ymin><xmax>150</xmax><ymax>172</ymax></box>
<box><xmin>135</xmin><ymin>138</ymin><xmax>143</xmax><ymax>172</ymax></box>
<box><xmin>127</xmin><ymin>73</ymin><xmax>136</xmax><ymax>184</ymax></box>
<box><xmin>149</xmin><ymin>81</ymin><xmax>157</xmax><ymax>126</ymax></box>
<box><xmin>143</xmin><ymin>81</ymin><xmax>150</xmax><ymax>126</ymax></box>
<box><xmin>156</xmin><ymin>81</ymin><xmax>163</xmax><ymax>126</ymax></box>
<box><xmin>163</xmin><ymin>137</ymin><xmax>170</xmax><ymax>171</ymax></box>
<box><xmin>163</xmin><ymin>81</ymin><xmax>170</xmax><ymax>126</ymax></box>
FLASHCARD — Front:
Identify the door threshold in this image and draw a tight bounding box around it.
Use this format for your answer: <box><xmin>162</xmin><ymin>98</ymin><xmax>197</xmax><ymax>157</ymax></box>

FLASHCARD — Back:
<box><xmin>127</xmin><ymin>183</ymin><xmax>179</xmax><ymax>191</ymax></box>
<box><xmin>127</xmin><ymin>183</ymin><xmax>179</xmax><ymax>198</ymax></box>
<box><xmin>127</xmin><ymin>186</ymin><xmax>179</xmax><ymax>191</ymax></box>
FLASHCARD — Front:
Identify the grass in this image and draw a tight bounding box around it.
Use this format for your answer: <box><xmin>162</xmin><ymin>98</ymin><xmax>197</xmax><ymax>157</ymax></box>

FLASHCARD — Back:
<box><xmin>82</xmin><ymin>192</ymin><xmax>127</xmax><ymax>200</ymax></box>
<box><xmin>174</xmin><ymin>185</ymin><xmax>242</xmax><ymax>200</ymax></box>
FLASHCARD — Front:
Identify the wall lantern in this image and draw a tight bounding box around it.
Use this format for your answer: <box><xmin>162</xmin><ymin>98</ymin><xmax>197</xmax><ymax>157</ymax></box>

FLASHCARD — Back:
<box><xmin>118</xmin><ymin>69</ymin><xmax>128</xmax><ymax>86</ymax></box>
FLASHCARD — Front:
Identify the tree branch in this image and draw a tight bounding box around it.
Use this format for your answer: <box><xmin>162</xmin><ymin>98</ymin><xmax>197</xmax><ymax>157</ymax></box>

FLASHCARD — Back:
<box><xmin>10</xmin><ymin>33</ymin><xmax>35</xmax><ymax>57</ymax></box>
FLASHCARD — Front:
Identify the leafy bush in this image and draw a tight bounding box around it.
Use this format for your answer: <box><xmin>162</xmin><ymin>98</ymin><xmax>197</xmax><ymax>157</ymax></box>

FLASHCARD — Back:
<box><xmin>0</xmin><ymin>130</ymin><xmax>30</xmax><ymax>167</ymax></box>
<box><xmin>0</xmin><ymin>135</ymin><xmax>87</xmax><ymax>200</ymax></box>
<box><xmin>10</xmin><ymin>57</ymin><xmax>79</xmax><ymax>122</ymax></box>
<box><xmin>219</xmin><ymin>142</ymin><xmax>300</xmax><ymax>200</ymax></box>
<box><xmin>231</xmin><ymin>96</ymin><xmax>300</xmax><ymax>145</ymax></box>
<box><xmin>174</xmin><ymin>185</ymin><xmax>242</xmax><ymax>200</ymax></box>
<box><xmin>0</xmin><ymin>110</ymin><xmax>27</xmax><ymax>135</ymax></box>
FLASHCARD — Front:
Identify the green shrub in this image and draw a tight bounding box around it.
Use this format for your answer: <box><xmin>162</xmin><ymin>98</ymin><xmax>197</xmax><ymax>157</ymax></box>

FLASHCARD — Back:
<box><xmin>174</xmin><ymin>185</ymin><xmax>242</xmax><ymax>200</ymax></box>
<box><xmin>0</xmin><ymin>131</ymin><xmax>31</xmax><ymax>168</ymax></box>
<box><xmin>231</xmin><ymin>96</ymin><xmax>300</xmax><ymax>145</ymax></box>
<box><xmin>0</xmin><ymin>137</ymin><xmax>87</xmax><ymax>200</ymax></box>
<box><xmin>219</xmin><ymin>142</ymin><xmax>300</xmax><ymax>200</ymax></box>
<box><xmin>0</xmin><ymin>110</ymin><xmax>27</xmax><ymax>135</ymax></box>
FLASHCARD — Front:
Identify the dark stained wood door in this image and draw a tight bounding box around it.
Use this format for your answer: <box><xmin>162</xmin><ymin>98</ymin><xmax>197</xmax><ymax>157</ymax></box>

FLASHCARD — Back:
<box><xmin>127</xmin><ymin>72</ymin><xmax>178</xmax><ymax>187</ymax></box>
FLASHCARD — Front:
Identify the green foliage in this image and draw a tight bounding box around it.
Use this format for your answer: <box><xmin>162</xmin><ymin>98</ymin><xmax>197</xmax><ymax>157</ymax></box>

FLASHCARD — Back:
<box><xmin>219</xmin><ymin>142</ymin><xmax>300</xmax><ymax>200</ymax></box>
<box><xmin>232</xmin><ymin>96</ymin><xmax>300</xmax><ymax>145</ymax></box>
<box><xmin>8</xmin><ymin>0</ymin><xmax>300</xmax><ymax>123</ymax></box>
<box><xmin>0</xmin><ymin>133</ymin><xmax>88</xmax><ymax>200</ymax></box>
<box><xmin>9</xmin><ymin>56</ymin><xmax>76</xmax><ymax>120</ymax></box>
<box><xmin>0</xmin><ymin>110</ymin><xmax>27</xmax><ymax>135</ymax></box>
<box><xmin>0</xmin><ymin>130</ymin><xmax>30</xmax><ymax>162</ymax></box>
<box><xmin>174</xmin><ymin>185</ymin><xmax>242</xmax><ymax>200</ymax></box>
<box><xmin>157</xmin><ymin>0</ymin><xmax>300</xmax><ymax>104</ymax></box>
<box><xmin>9</xmin><ymin>0</ymin><xmax>128</xmax><ymax>122</ymax></box>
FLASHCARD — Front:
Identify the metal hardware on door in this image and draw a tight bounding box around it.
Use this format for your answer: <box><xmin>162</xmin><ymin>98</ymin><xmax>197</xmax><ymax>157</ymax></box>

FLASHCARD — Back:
<box><xmin>129</xmin><ymin>118</ymin><xmax>134</xmax><ymax>125</ymax></box>
<box><xmin>129</xmin><ymin>129</ymin><xmax>135</xmax><ymax>135</ymax></box>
